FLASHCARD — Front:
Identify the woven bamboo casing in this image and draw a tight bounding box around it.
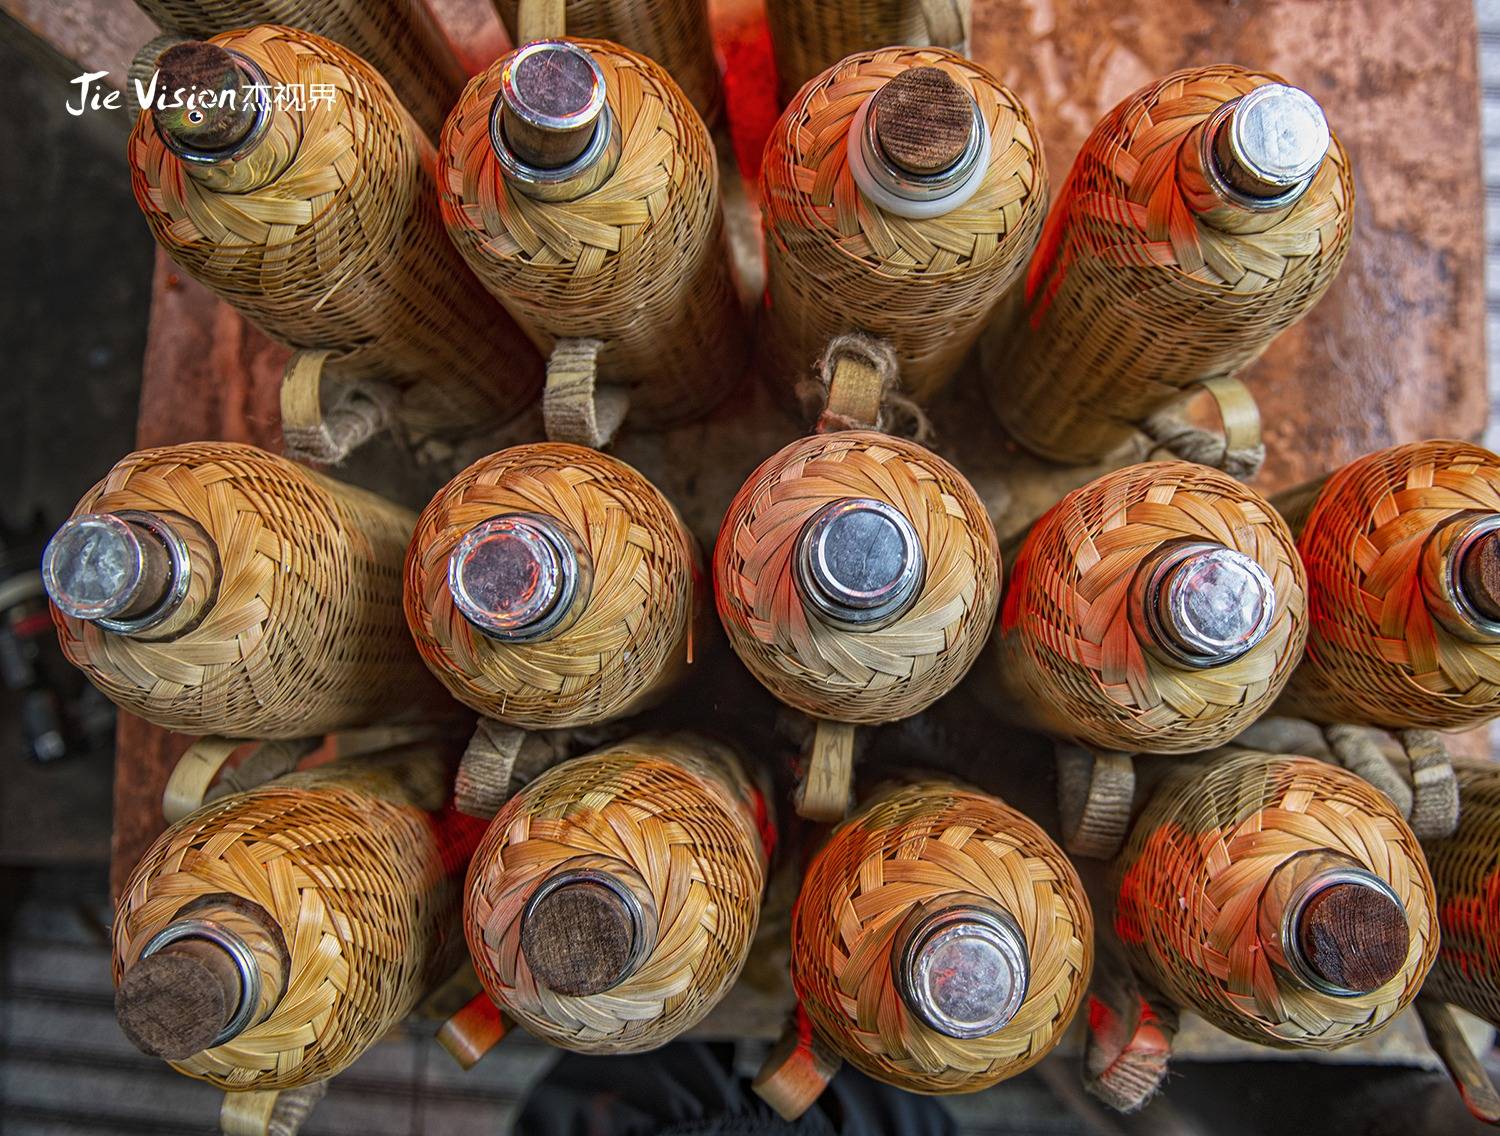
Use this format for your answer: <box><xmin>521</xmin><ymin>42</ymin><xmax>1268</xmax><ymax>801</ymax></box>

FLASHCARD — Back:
<box><xmin>51</xmin><ymin>442</ymin><xmax>448</xmax><ymax>739</ymax></box>
<box><xmin>792</xmin><ymin>781</ymin><xmax>1092</xmax><ymax>1093</ymax></box>
<box><xmin>404</xmin><ymin>443</ymin><xmax>701</xmax><ymax>729</ymax></box>
<box><xmin>132</xmin><ymin>0</ymin><xmax>465</xmax><ymax>141</ymax></box>
<box><xmin>438</xmin><ymin>39</ymin><xmax>744</xmax><ymax>427</ymax></box>
<box><xmin>1115</xmin><ymin>750</ymin><xmax>1437</xmax><ymax>1048</ymax></box>
<box><xmin>1425</xmin><ymin>762</ymin><xmax>1500</xmax><ymax>1023</ymax></box>
<box><xmin>993</xmin><ymin>461</ymin><xmax>1306</xmax><ymax>754</ymax></box>
<box><xmin>714</xmin><ymin>430</ymin><xmax>999</xmax><ymax>723</ymax></box>
<box><xmin>760</xmin><ymin>47</ymin><xmax>1046</xmax><ymax>408</ymax></box>
<box><xmin>985</xmin><ymin>65</ymin><xmax>1353</xmax><ymax>465</ymax></box>
<box><xmin>490</xmin><ymin>0</ymin><xmax>722</xmax><ymax>125</ymax></box>
<box><xmin>1277</xmin><ymin>441</ymin><xmax>1500</xmax><ymax>731</ymax></box>
<box><xmin>128</xmin><ymin>25</ymin><xmax>542</xmax><ymax>441</ymax></box>
<box><xmin>464</xmin><ymin>733</ymin><xmax>769</xmax><ymax>1052</ymax></box>
<box><xmin>114</xmin><ymin>744</ymin><xmax>487</xmax><ymax>1089</ymax></box>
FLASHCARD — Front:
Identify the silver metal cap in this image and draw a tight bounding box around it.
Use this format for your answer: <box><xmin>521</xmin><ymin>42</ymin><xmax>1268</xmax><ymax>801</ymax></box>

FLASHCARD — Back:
<box><xmin>42</xmin><ymin>511</ymin><xmax>191</xmax><ymax>634</ymax></box>
<box><xmin>794</xmin><ymin>498</ymin><xmax>925</xmax><ymax>630</ymax></box>
<box><xmin>1131</xmin><ymin>542</ymin><xmax>1276</xmax><ymax>667</ymax></box>
<box><xmin>448</xmin><ymin>513</ymin><xmax>589</xmax><ymax>642</ymax></box>
<box><xmin>1206</xmin><ymin>83</ymin><xmax>1330</xmax><ymax>209</ymax></box>
<box><xmin>895</xmin><ymin>904</ymin><xmax>1030</xmax><ymax>1039</ymax></box>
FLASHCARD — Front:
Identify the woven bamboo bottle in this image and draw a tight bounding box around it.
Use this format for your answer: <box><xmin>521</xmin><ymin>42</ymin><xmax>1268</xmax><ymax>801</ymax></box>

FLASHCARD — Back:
<box><xmin>1114</xmin><ymin>750</ymin><xmax>1437</xmax><ymax>1051</ymax></box>
<box><xmin>715</xmin><ymin>426</ymin><xmax>1000</xmax><ymax>820</ymax></box>
<box><xmin>438</xmin><ymin>37</ymin><xmax>744</xmax><ymax>442</ymax></box>
<box><xmin>112</xmin><ymin>742</ymin><xmax>487</xmax><ymax>1095</ymax></box>
<box><xmin>128</xmin><ymin>28</ymin><xmax>543</xmax><ymax>453</ymax></box>
<box><xmin>132</xmin><ymin>0</ymin><xmax>465</xmax><ymax>142</ymax></box>
<box><xmin>1275</xmin><ymin>440</ymin><xmax>1500</xmax><ymax>732</ymax></box>
<box><xmin>404</xmin><ymin>443</ymin><xmax>702</xmax><ymax>730</ymax></box>
<box><xmin>985</xmin><ymin>66</ymin><xmax>1354</xmax><ymax>465</ymax></box>
<box><xmin>760</xmin><ymin>47</ymin><xmax>1047</xmax><ymax>411</ymax></box>
<box><xmin>42</xmin><ymin>442</ymin><xmax>448</xmax><ymax>740</ymax></box>
<box><xmin>764</xmin><ymin>0</ymin><xmax>968</xmax><ymax>106</ymax></box>
<box><xmin>753</xmin><ymin>781</ymin><xmax>1091</xmax><ymax>1117</ymax></box>
<box><xmin>450</xmin><ymin>733</ymin><xmax>769</xmax><ymax>1058</ymax></box>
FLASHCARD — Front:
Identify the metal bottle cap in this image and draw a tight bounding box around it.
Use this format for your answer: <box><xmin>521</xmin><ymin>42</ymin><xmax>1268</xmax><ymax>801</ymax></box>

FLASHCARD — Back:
<box><xmin>794</xmin><ymin>498</ymin><xmax>925</xmax><ymax>630</ymax></box>
<box><xmin>448</xmin><ymin>513</ymin><xmax>590</xmax><ymax>642</ymax></box>
<box><xmin>42</xmin><ymin>511</ymin><xmax>192</xmax><ymax>634</ymax></box>
<box><xmin>1206</xmin><ymin>83</ymin><xmax>1330</xmax><ymax>209</ymax></box>
<box><xmin>135</xmin><ymin>917</ymin><xmax>264</xmax><ymax>1050</ymax></box>
<box><xmin>520</xmin><ymin>868</ymin><xmax>652</xmax><ymax>996</ymax></box>
<box><xmin>1130</xmin><ymin>542</ymin><xmax>1276</xmax><ymax>667</ymax></box>
<box><xmin>1280</xmin><ymin>865</ymin><xmax>1407</xmax><ymax>997</ymax></box>
<box><xmin>894</xmin><ymin>903</ymin><xmax>1030</xmax><ymax>1039</ymax></box>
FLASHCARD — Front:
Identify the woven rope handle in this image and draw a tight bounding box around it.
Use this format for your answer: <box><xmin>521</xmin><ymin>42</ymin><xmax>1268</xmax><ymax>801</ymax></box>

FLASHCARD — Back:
<box><xmin>543</xmin><ymin>339</ymin><xmax>630</xmax><ymax>449</ymax></box>
<box><xmin>1396</xmin><ymin>730</ymin><xmax>1460</xmax><ymax>839</ymax></box>
<box><xmin>1417</xmin><ymin>998</ymin><xmax>1500</xmax><ymax>1124</ymax></box>
<box><xmin>219</xmin><ymin>1081</ymin><xmax>328</xmax><ymax>1136</ymax></box>
<box><xmin>516</xmin><ymin>0</ymin><xmax>567</xmax><ymax>41</ymax></box>
<box><xmin>1056</xmin><ymin>745</ymin><xmax>1136</xmax><ymax>859</ymax></box>
<box><xmin>1141</xmin><ymin>375</ymin><xmax>1265</xmax><ymax>479</ymax></box>
<box><xmin>280</xmin><ymin>350</ymin><xmax>397</xmax><ymax>465</ymax></box>
<box><xmin>811</xmin><ymin>334</ymin><xmax>914</xmax><ymax>435</ymax></box>
<box><xmin>163</xmin><ymin>737</ymin><xmax>319</xmax><ymax>822</ymax></box>
<box><xmin>752</xmin><ymin>1008</ymin><xmax>843</xmax><ymax>1121</ymax></box>
<box><xmin>794</xmin><ymin>719</ymin><xmax>856</xmax><ymax>822</ymax></box>
<box><xmin>919</xmin><ymin>0</ymin><xmax>967</xmax><ymax>47</ymax></box>
<box><xmin>438</xmin><ymin>991</ymin><xmax>510</xmax><ymax>1069</ymax></box>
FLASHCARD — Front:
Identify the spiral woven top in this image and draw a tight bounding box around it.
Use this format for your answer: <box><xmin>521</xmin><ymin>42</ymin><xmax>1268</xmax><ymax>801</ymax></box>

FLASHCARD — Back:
<box><xmin>792</xmin><ymin>781</ymin><xmax>1092</xmax><ymax>1093</ymax></box>
<box><xmin>987</xmin><ymin>65</ymin><xmax>1353</xmax><ymax>464</ymax></box>
<box><xmin>1425</xmin><ymin>762</ymin><xmax>1500</xmax><ymax>1023</ymax></box>
<box><xmin>405</xmin><ymin>443</ymin><xmax>701</xmax><ymax>730</ymax></box>
<box><xmin>464</xmin><ymin>734</ymin><xmax>768</xmax><ymax>1053</ymax></box>
<box><xmin>52</xmin><ymin>442</ymin><xmax>447</xmax><ymax>739</ymax></box>
<box><xmin>760</xmin><ymin>46</ymin><xmax>1046</xmax><ymax>405</ymax></box>
<box><xmin>438</xmin><ymin>38</ymin><xmax>744</xmax><ymax>426</ymax></box>
<box><xmin>1115</xmin><ymin>750</ymin><xmax>1437</xmax><ymax>1048</ymax></box>
<box><xmin>994</xmin><ymin>461</ymin><xmax>1306</xmax><ymax>754</ymax></box>
<box><xmin>128</xmin><ymin>24</ymin><xmax>541</xmax><ymax>437</ymax></box>
<box><xmin>715</xmin><ymin>431</ymin><xmax>999</xmax><ymax>724</ymax></box>
<box><xmin>1277</xmin><ymin>441</ymin><xmax>1500</xmax><ymax>731</ymax></box>
<box><xmin>113</xmin><ymin>746</ymin><xmax>486</xmax><ymax>1089</ymax></box>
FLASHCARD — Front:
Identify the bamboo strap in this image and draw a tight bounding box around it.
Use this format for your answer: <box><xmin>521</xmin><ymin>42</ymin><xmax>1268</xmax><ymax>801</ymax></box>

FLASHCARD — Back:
<box><xmin>220</xmin><ymin>1082</ymin><xmax>328</xmax><ymax>1136</ymax></box>
<box><xmin>752</xmin><ymin>1008</ymin><xmax>843</xmax><ymax>1122</ymax></box>
<box><xmin>437</xmin><ymin>991</ymin><xmax>510</xmax><ymax>1070</ymax></box>
<box><xmin>794</xmin><ymin>719</ymin><xmax>855</xmax><ymax>822</ymax></box>
<box><xmin>1417</xmin><ymin>999</ymin><xmax>1500</xmax><ymax>1124</ymax></box>
<box><xmin>1056</xmin><ymin>746</ymin><xmax>1136</xmax><ymax>859</ymax></box>
<box><xmin>1141</xmin><ymin>376</ymin><xmax>1264</xmax><ymax>479</ymax></box>
<box><xmin>455</xmin><ymin>719</ymin><xmax>565</xmax><ymax>819</ymax></box>
<box><xmin>516</xmin><ymin>0</ymin><xmax>567</xmax><ymax>44</ymax></box>
<box><xmin>1396</xmin><ymin>729</ymin><xmax>1460</xmax><ymax>839</ymax></box>
<box><xmin>127</xmin><ymin>34</ymin><xmax>189</xmax><ymax>115</ymax></box>
<box><xmin>163</xmin><ymin>737</ymin><xmax>319</xmax><ymax>822</ymax></box>
<box><xmin>543</xmin><ymin>339</ymin><xmax>629</xmax><ymax>449</ymax></box>
<box><xmin>919</xmin><ymin>0</ymin><xmax>967</xmax><ymax>46</ymax></box>
<box><xmin>280</xmin><ymin>350</ymin><xmax>396</xmax><ymax>465</ymax></box>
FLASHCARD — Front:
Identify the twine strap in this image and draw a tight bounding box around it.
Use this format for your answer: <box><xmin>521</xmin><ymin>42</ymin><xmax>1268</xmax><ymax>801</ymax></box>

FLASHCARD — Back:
<box><xmin>220</xmin><ymin>1082</ymin><xmax>328</xmax><ymax>1136</ymax></box>
<box><xmin>1056</xmin><ymin>745</ymin><xmax>1136</xmax><ymax>859</ymax></box>
<box><xmin>455</xmin><ymin>719</ymin><xmax>566</xmax><ymax>819</ymax></box>
<box><xmin>1396</xmin><ymin>729</ymin><xmax>1460</xmax><ymax>839</ymax></box>
<box><xmin>280</xmin><ymin>350</ymin><xmax>397</xmax><ymax>465</ymax></box>
<box><xmin>793</xmin><ymin>719</ymin><xmax>856</xmax><ymax>822</ymax></box>
<box><xmin>516</xmin><ymin>0</ymin><xmax>567</xmax><ymax>41</ymax></box>
<box><xmin>437</xmin><ymin>991</ymin><xmax>510</xmax><ymax>1070</ymax></box>
<box><xmin>1321</xmin><ymin>723</ymin><xmax>1413</xmax><ymax>817</ymax></box>
<box><xmin>812</xmin><ymin>334</ymin><xmax>897</xmax><ymax>434</ymax></box>
<box><xmin>543</xmin><ymin>340</ymin><xmax>629</xmax><ymax>449</ymax></box>
<box><xmin>1141</xmin><ymin>375</ymin><xmax>1265</xmax><ymax>479</ymax></box>
<box><xmin>1083</xmin><ymin>944</ymin><xmax>1178</xmax><ymax>1113</ymax></box>
<box><xmin>1417</xmin><ymin>999</ymin><xmax>1500</xmax><ymax>1124</ymax></box>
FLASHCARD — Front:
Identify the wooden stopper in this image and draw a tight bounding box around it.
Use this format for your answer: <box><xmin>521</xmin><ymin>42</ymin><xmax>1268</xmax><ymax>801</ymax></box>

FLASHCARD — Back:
<box><xmin>1460</xmin><ymin>531</ymin><xmax>1500</xmax><ymax>623</ymax></box>
<box><xmin>152</xmin><ymin>42</ymin><xmax>260</xmax><ymax>154</ymax></box>
<box><xmin>1296</xmin><ymin>882</ymin><xmax>1408</xmax><ymax>994</ymax></box>
<box><xmin>115</xmin><ymin>939</ymin><xmax>243</xmax><ymax>1060</ymax></box>
<box><xmin>520</xmin><ymin>879</ymin><xmax>639</xmax><ymax>996</ymax></box>
<box><xmin>870</xmin><ymin>66</ymin><xmax>975</xmax><ymax>176</ymax></box>
<box><xmin>500</xmin><ymin>41</ymin><xmax>607</xmax><ymax>170</ymax></box>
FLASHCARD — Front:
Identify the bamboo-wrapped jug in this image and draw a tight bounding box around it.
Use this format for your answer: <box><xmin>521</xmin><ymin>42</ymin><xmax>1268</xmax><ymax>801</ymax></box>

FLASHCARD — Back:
<box><xmin>1115</xmin><ymin>750</ymin><xmax>1437</xmax><ymax>1051</ymax></box>
<box><xmin>404</xmin><ymin>443</ymin><xmax>702</xmax><ymax>730</ymax></box>
<box><xmin>985</xmin><ymin>65</ymin><xmax>1353</xmax><ymax>465</ymax></box>
<box><xmin>754</xmin><ymin>781</ymin><xmax>1091</xmax><ymax>1117</ymax></box>
<box><xmin>458</xmin><ymin>733</ymin><xmax>769</xmax><ymax>1055</ymax></box>
<box><xmin>113</xmin><ymin>743</ymin><xmax>486</xmax><ymax>1091</ymax></box>
<box><xmin>438</xmin><ymin>38</ymin><xmax>744</xmax><ymax>437</ymax></box>
<box><xmin>761</xmin><ymin>47</ymin><xmax>1046</xmax><ymax>411</ymax></box>
<box><xmin>128</xmin><ymin>28</ymin><xmax>542</xmax><ymax>446</ymax></box>
<box><xmin>43</xmin><ymin>442</ymin><xmax>449</xmax><ymax>739</ymax></box>
<box><xmin>1276</xmin><ymin>440</ymin><xmax>1500</xmax><ymax>732</ymax></box>
<box><xmin>1425</xmin><ymin>762</ymin><xmax>1500</xmax><ymax>1024</ymax></box>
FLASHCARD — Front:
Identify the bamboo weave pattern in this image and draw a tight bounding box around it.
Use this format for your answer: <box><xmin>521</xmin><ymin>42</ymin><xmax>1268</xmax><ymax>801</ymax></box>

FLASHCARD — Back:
<box><xmin>465</xmin><ymin>734</ymin><xmax>768</xmax><ymax>1052</ymax></box>
<box><xmin>113</xmin><ymin>745</ymin><xmax>487</xmax><ymax>1089</ymax></box>
<box><xmin>1277</xmin><ymin>441</ymin><xmax>1500</xmax><ymax>731</ymax></box>
<box><xmin>714</xmin><ymin>431</ymin><xmax>999</xmax><ymax>723</ymax></box>
<box><xmin>1425</xmin><ymin>762</ymin><xmax>1500</xmax><ymax>1023</ymax></box>
<box><xmin>52</xmin><ymin>442</ymin><xmax>448</xmax><ymax>739</ymax></box>
<box><xmin>405</xmin><ymin>443</ymin><xmax>701</xmax><ymax>730</ymax></box>
<box><xmin>128</xmin><ymin>25</ymin><xmax>542</xmax><ymax>441</ymax></box>
<box><xmin>761</xmin><ymin>47</ymin><xmax>1046</xmax><ymax>407</ymax></box>
<box><xmin>985</xmin><ymin>65</ymin><xmax>1353</xmax><ymax>464</ymax></box>
<box><xmin>792</xmin><ymin>781</ymin><xmax>1092</xmax><ymax>1093</ymax></box>
<box><xmin>993</xmin><ymin>462</ymin><xmax>1306</xmax><ymax>753</ymax></box>
<box><xmin>439</xmin><ymin>40</ymin><xmax>744</xmax><ymax>427</ymax></box>
<box><xmin>132</xmin><ymin>0</ymin><xmax>466</xmax><ymax>141</ymax></box>
<box><xmin>1115</xmin><ymin>750</ymin><xmax>1437</xmax><ymax>1048</ymax></box>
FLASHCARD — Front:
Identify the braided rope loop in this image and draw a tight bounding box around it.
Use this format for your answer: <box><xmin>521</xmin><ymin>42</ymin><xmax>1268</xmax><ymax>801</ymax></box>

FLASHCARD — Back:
<box><xmin>1423</xmin><ymin>762</ymin><xmax>1500</xmax><ymax>1023</ymax></box>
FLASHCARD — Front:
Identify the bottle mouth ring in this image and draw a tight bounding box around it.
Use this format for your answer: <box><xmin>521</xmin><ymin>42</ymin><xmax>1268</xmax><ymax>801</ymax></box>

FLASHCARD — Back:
<box><xmin>1434</xmin><ymin>513</ymin><xmax>1500</xmax><ymax>640</ymax></box>
<box><xmin>155</xmin><ymin>49</ymin><xmax>275</xmax><ymax>166</ymax></box>
<box><xmin>847</xmin><ymin>85</ymin><xmax>991</xmax><ymax>219</ymax></box>
<box><xmin>44</xmin><ymin>511</ymin><xmax>194</xmax><ymax>635</ymax></box>
<box><xmin>138</xmin><ymin>917</ymin><xmax>263</xmax><ymax>1048</ymax></box>
<box><xmin>447</xmin><ymin>512</ymin><xmax>590</xmax><ymax>643</ymax></box>
<box><xmin>1279</xmin><ymin>866</ymin><xmax>1406</xmax><ymax>998</ymax></box>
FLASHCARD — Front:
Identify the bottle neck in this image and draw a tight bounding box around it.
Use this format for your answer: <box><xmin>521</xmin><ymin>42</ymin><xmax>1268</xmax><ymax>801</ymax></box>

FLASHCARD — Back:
<box><xmin>151</xmin><ymin>42</ymin><xmax>286</xmax><ymax>192</ymax></box>
<box><xmin>1127</xmin><ymin>541</ymin><xmax>1276</xmax><ymax>668</ymax></box>
<box><xmin>447</xmin><ymin>512</ymin><xmax>593</xmax><ymax>642</ymax></box>
<box><xmin>890</xmin><ymin>895</ymin><xmax>1030</xmax><ymax>1038</ymax></box>
<box><xmin>1421</xmin><ymin>514</ymin><xmax>1500</xmax><ymax>642</ymax></box>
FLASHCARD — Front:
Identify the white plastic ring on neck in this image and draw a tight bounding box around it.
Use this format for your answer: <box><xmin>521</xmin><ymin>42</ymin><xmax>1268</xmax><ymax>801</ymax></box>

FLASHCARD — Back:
<box><xmin>845</xmin><ymin>92</ymin><xmax>992</xmax><ymax>220</ymax></box>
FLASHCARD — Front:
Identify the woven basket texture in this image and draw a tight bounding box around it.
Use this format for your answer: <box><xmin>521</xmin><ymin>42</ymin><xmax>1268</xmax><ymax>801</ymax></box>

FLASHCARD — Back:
<box><xmin>765</xmin><ymin>1</ymin><xmax>963</xmax><ymax>104</ymax></box>
<box><xmin>52</xmin><ymin>442</ymin><xmax>449</xmax><ymax>739</ymax></box>
<box><xmin>132</xmin><ymin>0</ymin><xmax>466</xmax><ymax>141</ymax></box>
<box><xmin>113</xmin><ymin>744</ymin><xmax>487</xmax><ymax>1089</ymax></box>
<box><xmin>1425</xmin><ymin>762</ymin><xmax>1500</xmax><ymax>1023</ymax></box>
<box><xmin>714</xmin><ymin>430</ymin><xmax>999</xmax><ymax>724</ymax></box>
<box><xmin>792</xmin><ymin>781</ymin><xmax>1092</xmax><ymax>1093</ymax></box>
<box><xmin>1115</xmin><ymin>750</ymin><xmax>1437</xmax><ymax>1048</ymax></box>
<box><xmin>1276</xmin><ymin>440</ymin><xmax>1500</xmax><ymax>731</ymax></box>
<box><xmin>464</xmin><ymin>733</ymin><xmax>768</xmax><ymax>1052</ymax></box>
<box><xmin>984</xmin><ymin>65</ymin><xmax>1353</xmax><ymax>464</ymax></box>
<box><xmin>760</xmin><ymin>46</ymin><xmax>1046</xmax><ymax>408</ymax></box>
<box><xmin>438</xmin><ymin>39</ymin><xmax>744</xmax><ymax>427</ymax></box>
<box><xmin>405</xmin><ymin>443</ymin><xmax>701</xmax><ymax>730</ymax></box>
<box><xmin>128</xmin><ymin>24</ymin><xmax>542</xmax><ymax>441</ymax></box>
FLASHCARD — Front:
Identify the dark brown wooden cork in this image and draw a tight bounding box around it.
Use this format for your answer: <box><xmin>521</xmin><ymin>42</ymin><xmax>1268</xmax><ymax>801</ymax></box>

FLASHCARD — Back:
<box><xmin>153</xmin><ymin>42</ymin><xmax>260</xmax><ymax>153</ymax></box>
<box><xmin>502</xmin><ymin>44</ymin><xmax>602</xmax><ymax>169</ymax></box>
<box><xmin>520</xmin><ymin>880</ymin><xmax>638</xmax><ymax>996</ymax></box>
<box><xmin>1460</xmin><ymin>530</ymin><xmax>1500</xmax><ymax>623</ymax></box>
<box><xmin>870</xmin><ymin>66</ymin><xmax>975</xmax><ymax>177</ymax></box>
<box><xmin>1296</xmin><ymin>882</ymin><xmax>1407</xmax><ymax>993</ymax></box>
<box><xmin>115</xmin><ymin>938</ymin><xmax>243</xmax><ymax>1060</ymax></box>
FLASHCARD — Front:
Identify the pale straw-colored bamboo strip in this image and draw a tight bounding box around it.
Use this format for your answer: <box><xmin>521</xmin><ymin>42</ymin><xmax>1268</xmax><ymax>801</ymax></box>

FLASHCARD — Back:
<box><xmin>793</xmin><ymin>781</ymin><xmax>1092</xmax><ymax>1093</ymax></box>
<box><xmin>992</xmin><ymin>461</ymin><xmax>1306</xmax><ymax>753</ymax></box>
<box><xmin>1115</xmin><ymin>750</ymin><xmax>1437</xmax><ymax>1047</ymax></box>
<box><xmin>1424</xmin><ymin>761</ymin><xmax>1500</xmax><ymax>1024</ymax></box>
<box><xmin>760</xmin><ymin>46</ymin><xmax>1046</xmax><ymax>408</ymax></box>
<box><xmin>438</xmin><ymin>39</ymin><xmax>744</xmax><ymax>427</ymax></box>
<box><xmin>985</xmin><ymin>64</ymin><xmax>1353</xmax><ymax>465</ymax></box>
